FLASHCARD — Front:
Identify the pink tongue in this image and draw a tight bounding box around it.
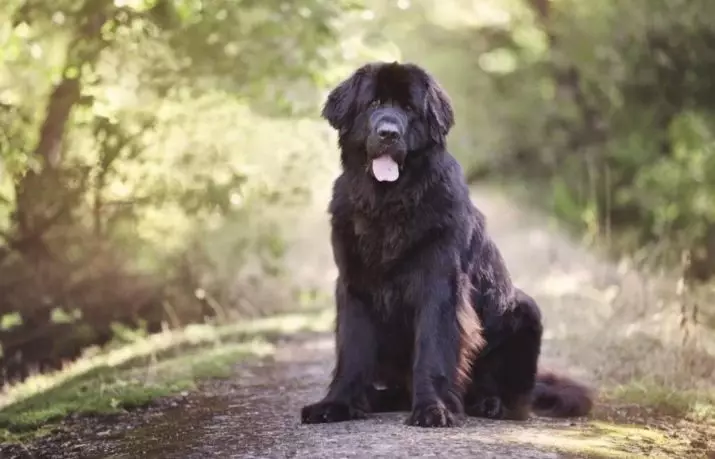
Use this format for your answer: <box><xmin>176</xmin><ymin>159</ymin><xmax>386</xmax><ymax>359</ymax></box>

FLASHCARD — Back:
<box><xmin>371</xmin><ymin>156</ymin><xmax>399</xmax><ymax>182</ymax></box>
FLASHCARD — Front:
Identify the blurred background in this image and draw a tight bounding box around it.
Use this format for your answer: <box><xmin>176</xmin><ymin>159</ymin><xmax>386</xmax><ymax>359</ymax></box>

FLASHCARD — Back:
<box><xmin>1</xmin><ymin>0</ymin><xmax>714</xmax><ymax>395</ymax></box>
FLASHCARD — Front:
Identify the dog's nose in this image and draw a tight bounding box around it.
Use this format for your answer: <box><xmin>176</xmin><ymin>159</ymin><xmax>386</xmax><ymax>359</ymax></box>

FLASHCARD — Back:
<box><xmin>377</xmin><ymin>125</ymin><xmax>400</xmax><ymax>140</ymax></box>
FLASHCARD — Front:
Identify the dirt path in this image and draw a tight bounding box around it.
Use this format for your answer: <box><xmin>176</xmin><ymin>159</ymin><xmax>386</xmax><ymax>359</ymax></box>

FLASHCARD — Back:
<box><xmin>5</xmin><ymin>185</ymin><xmax>713</xmax><ymax>458</ymax></box>
<box><xmin>31</xmin><ymin>334</ymin><xmax>570</xmax><ymax>458</ymax></box>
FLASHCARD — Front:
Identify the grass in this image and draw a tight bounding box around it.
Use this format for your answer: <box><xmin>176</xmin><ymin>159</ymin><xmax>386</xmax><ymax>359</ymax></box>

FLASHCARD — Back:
<box><xmin>506</xmin><ymin>382</ymin><xmax>715</xmax><ymax>458</ymax></box>
<box><xmin>0</xmin><ymin>306</ymin><xmax>334</xmax><ymax>443</ymax></box>
<box><xmin>541</xmin><ymin>382</ymin><xmax>715</xmax><ymax>458</ymax></box>
<box><xmin>601</xmin><ymin>380</ymin><xmax>715</xmax><ymax>423</ymax></box>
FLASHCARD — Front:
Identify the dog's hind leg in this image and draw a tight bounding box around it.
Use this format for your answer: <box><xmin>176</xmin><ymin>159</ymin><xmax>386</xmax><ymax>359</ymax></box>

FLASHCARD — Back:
<box><xmin>465</xmin><ymin>288</ymin><xmax>543</xmax><ymax>420</ymax></box>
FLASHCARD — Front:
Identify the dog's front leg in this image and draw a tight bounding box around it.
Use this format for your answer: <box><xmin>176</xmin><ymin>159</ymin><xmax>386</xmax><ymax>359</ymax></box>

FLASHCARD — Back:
<box><xmin>407</xmin><ymin>271</ymin><xmax>465</xmax><ymax>428</ymax></box>
<box><xmin>301</xmin><ymin>280</ymin><xmax>376</xmax><ymax>423</ymax></box>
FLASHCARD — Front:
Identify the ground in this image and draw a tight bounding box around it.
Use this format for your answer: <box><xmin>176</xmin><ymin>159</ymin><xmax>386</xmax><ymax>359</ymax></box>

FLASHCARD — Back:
<box><xmin>1</xmin><ymin>185</ymin><xmax>714</xmax><ymax>458</ymax></box>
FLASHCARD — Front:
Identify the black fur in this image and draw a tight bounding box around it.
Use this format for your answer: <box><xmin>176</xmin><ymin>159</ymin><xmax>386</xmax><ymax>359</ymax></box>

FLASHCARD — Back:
<box><xmin>300</xmin><ymin>62</ymin><xmax>594</xmax><ymax>428</ymax></box>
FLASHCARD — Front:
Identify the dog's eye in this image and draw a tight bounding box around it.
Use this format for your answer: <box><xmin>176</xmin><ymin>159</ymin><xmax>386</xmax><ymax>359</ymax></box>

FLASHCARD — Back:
<box><xmin>369</xmin><ymin>100</ymin><xmax>381</xmax><ymax>108</ymax></box>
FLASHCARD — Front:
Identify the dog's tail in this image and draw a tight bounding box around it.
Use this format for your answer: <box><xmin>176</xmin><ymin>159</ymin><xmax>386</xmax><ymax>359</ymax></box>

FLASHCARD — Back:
<box><xmin>531</xmin><ymin>370</ymin><xmax>595</xmax><ymax>418</ymax></box>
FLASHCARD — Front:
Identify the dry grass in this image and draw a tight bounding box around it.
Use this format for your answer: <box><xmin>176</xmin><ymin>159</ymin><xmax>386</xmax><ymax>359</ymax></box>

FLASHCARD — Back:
<box><xmin>473</xmin><ymin>183</ymin><xmax>715</xmax><ymax>420</ymax></box>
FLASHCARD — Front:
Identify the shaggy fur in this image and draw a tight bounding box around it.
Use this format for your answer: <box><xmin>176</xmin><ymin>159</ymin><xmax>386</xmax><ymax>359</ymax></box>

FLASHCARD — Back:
<box><xmin>300</xmin><ymin>62</ymin><xmax>594</xmax><ymax>427</ymax></box>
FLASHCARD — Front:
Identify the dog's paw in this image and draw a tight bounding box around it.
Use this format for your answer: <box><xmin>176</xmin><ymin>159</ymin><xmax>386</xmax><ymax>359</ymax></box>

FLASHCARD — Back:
<box><xmin>466</xmin><ymin>396</ymin><xmax>503</xmax><ymax>419</ymax></box>
<box><xmin>300</xmin><ymin>401</ymin><xmax>367</xmax><ymax>424</ymax></box>
<box><xmin>406</xmin><ymin>403</ymin><xmax>456</xmax><ymax>428</ymax></box>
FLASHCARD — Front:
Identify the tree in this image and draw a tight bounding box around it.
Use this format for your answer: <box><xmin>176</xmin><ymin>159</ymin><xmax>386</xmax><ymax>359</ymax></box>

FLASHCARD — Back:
<box><xmin>0</xmin><ymin>0</ymin><xmax>364</xmax><ymax>382</ymax></box>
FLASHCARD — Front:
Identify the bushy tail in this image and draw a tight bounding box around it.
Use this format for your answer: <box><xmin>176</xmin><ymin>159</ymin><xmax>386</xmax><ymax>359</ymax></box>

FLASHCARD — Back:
<box><xmin>531</xmin><ymin>371</ymin><xmax>595</xmax><ymax>418</ymax></box>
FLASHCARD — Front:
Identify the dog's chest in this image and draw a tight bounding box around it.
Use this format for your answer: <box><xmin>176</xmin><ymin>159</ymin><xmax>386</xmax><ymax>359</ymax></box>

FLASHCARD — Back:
<box><xmin>352</xmin><ymin>213</ymin><xmax>410</xmax><ymax>267</ymax></box>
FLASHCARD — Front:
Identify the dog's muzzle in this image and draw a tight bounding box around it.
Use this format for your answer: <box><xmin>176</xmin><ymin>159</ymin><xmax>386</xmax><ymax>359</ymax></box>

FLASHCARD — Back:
<box><xmin>376</xmin><ymin>122</ymin><xmax>401</xmax><ymax>142</ymax></box>
<box><xmin>367</xmin><ymin>108</ymin><xmax>408</xmax><ymax>183</ymax></box>
<box><xmin>370</xmin><ymin>108</ymin><xmax>406</xmax><ymax>146</ymax></box>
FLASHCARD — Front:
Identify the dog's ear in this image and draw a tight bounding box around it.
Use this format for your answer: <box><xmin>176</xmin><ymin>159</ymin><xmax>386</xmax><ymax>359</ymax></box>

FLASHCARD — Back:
<box><xmin>423</xmin><ymin>78</ymin><xmax>455</xmax><ymax>143</ymax></box>
<box><xmin>321</xmin><ymin>66</ymin><xmax>370</xmax><ymax>132</ymax></box>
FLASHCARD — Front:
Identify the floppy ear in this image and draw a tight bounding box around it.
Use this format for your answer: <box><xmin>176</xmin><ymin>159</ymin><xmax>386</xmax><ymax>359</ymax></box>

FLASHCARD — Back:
<box><xmin>423</xmin><ymin>79</ymin><xmax>455</xmax><ymax>143</ymax></box>
<box><xmin>321</xmin><ymin>67</ymin><xmax>368</xmax><ymax>132</ymax></box>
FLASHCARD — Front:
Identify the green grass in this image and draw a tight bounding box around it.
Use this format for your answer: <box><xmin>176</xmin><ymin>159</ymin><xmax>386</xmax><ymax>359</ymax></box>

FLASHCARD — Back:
<box><xmin>604</xmin><ymin>380</ymin><xmax>715</xmax><ymax>423</ymax></box>
<box><xmin>506</xmin><ymin>382</ymin><xmax>715</xmax><ymax>458</ymax></box>
<box><xmin>0</xmin><ymin>307</ymin><xmax>334</xmax><ymax>443</ymax></box>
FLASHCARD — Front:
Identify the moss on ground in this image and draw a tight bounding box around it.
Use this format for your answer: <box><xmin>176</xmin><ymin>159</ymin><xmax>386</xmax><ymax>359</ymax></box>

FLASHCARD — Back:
<box><xmin>509</xmin><ymin>420</ymin><xmax>690</xmax><ymax>458</ymax></box>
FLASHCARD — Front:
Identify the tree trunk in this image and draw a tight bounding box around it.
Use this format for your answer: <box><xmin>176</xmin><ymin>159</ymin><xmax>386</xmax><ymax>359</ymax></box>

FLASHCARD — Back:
<box><xmin>9</xmin><ymin>0</ymin><xmax>114</xmax><ymax>330</ymax></box>
<box><xmin>12</xmin><ymin>0</ymin><xmax>114</xmax><ymax>256</ymax></box>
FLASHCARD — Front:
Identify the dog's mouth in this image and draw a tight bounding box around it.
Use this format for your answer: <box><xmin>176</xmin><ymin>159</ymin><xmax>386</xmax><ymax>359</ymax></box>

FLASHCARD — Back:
<box><xmin>371</xmin><ymin>155</ymin><xmax>400</xmax><ymax>182</ymax></box>
<box><xmin>366</xmin><ymin>140</ymin><xmax>406</xmax><ymax>183</ymax></box>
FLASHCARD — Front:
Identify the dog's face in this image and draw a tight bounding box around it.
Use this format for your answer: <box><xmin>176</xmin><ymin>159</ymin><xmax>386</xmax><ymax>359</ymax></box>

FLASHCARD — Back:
<box><xmin>321</xmin><ymin>62</ymin><xmax>454</xmax><ymax>182</ymax></box>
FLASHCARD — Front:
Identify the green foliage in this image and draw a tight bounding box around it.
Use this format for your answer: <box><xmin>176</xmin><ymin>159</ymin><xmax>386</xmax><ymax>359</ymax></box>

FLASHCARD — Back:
<box><xmin>368</xmin><ymin>0</ymin><xmax>715</xmax><ymax>275</ymax></box>
<box><xmin>0</xmin><ymin>313</ymin><xmax>22</xmax><ymax>331</ymax></box>
<box><xmin>0</xmin><ymin>0</ymin><xmax>378</xmax><ymax>381</ymax></box>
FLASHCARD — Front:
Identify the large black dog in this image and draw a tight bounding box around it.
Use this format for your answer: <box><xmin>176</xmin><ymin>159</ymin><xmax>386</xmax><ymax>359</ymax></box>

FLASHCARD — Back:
<box><xmin>300</xmin><ymin>62</ymin><xmax>594</xmax><ymax>427</ymax></box>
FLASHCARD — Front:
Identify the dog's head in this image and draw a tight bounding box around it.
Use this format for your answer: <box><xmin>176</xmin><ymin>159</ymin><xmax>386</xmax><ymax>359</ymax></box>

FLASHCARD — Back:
<box><xmin>321</xmin><ymin>62</ymin><xmax>454</xmax><ymax>182</ymax></box>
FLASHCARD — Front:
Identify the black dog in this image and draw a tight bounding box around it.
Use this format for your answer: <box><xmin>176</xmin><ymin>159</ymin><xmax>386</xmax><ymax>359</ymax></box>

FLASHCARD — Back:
<box><xmin>300</xmin><ymin>62</ymin><xmax>594</xmax><ymax>427</ymax></box>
